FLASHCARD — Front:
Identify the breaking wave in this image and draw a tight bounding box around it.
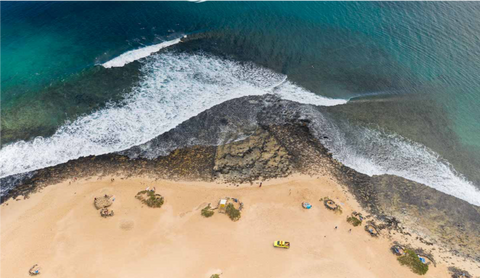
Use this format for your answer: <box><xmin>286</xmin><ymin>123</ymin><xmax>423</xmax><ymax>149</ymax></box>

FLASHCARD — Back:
<box><xmin>2</xmin><ymin>48</ymin><xmax>479</xmax><ymax>207</ymax></box>
<box><xmin>304</xmin><ymin>107</ymin><xmax>480</xmax><ymax>206</ymax></box>
<box><xmin>0</xmin><ymin>51</ymin><xmax>346</xmax><ymax>179</ymax></box>
<box><xmin>101</xmin><ymin>37</ymin><xmax>185</xmax><ymax>68</ymax></box>
<box><xmin>4</xmin><ymin>48</ymin><xmax>477</xmax><ymax>206</ymax></box>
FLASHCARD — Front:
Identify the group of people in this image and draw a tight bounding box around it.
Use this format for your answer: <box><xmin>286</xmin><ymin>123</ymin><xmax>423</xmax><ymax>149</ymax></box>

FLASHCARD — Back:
<box><xmin>94</xmin><ymin>194</ymin><xmax>115</xmax><ymax>218</ymax></box>
<box><xmin>100</xmin><ymin>208</ymin><xmax>114</xmax><ymax>217</ymax></box>
<box><xmin>334</xmin><ymin>226</ymin><xmax>352</xmax><ymax>233</ymax></box>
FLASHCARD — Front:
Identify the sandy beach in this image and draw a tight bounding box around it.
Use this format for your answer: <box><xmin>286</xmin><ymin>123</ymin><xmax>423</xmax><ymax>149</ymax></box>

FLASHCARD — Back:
<box><xmin>0</xmin><ymin>175</ymin><xmax>471</xmax><ymax>278</ymax></box>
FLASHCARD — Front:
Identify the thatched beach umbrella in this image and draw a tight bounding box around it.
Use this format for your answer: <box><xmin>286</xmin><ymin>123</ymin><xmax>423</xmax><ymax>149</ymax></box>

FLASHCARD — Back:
<box><xmin>324</xmin><ymin>199</ymin><xmax>338</xmax><ymax>210</ymax></box>
<box><xmin>94</xmin><ymin>195</ymin><xmax>112</xmax><ymax>210</ymax></box>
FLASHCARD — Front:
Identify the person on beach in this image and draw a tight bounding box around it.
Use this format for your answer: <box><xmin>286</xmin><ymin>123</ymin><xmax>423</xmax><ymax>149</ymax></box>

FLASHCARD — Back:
<box><xmin>259</xmin><ymin>182</ymin><xmax>262</xmax><ymax>188</ymax></box>
<box><xmin>335</xmin><ymin>226</ymin><xmax>338</xmax><ymax>230</ymax></box>
<box><xmin>348</xmin><ymin>229</ymin><xmax>352</xmax><ymax>233</ymax></box>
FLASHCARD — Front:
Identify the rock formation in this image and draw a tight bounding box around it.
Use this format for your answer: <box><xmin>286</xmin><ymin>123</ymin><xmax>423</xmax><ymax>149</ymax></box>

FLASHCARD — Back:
<box><xmin>1</xmin><ymin>95</ymin><xmax>479</xmax><ymax>262</ymax></box>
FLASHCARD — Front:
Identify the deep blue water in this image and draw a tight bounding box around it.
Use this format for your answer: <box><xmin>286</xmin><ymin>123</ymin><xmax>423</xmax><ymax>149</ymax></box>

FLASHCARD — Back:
<box><xmin>1</xmin><ymin>2</ymin><xmax>480</xmax><ymax>204</ymax></box>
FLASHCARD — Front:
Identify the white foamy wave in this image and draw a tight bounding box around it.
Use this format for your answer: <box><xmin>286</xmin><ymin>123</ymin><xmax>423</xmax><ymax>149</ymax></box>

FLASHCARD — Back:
<box><xmin>305</xmin><ymin>108</ymin><xmax>480</xmax><ymax>206</ymax></box>
<box><xmin>0</xmin><ymin>52</ymin><xmax>346</xmax><ymax>179</ymax></box>
<box><xmin>101</xmin><ymin>37</ymin><xmax>184</xmax><ymax>68</ymax></box>
<box><xmin>273</xmin><ymin>81</ymin><xmax>347</xmax><ymax>106</ymax></box>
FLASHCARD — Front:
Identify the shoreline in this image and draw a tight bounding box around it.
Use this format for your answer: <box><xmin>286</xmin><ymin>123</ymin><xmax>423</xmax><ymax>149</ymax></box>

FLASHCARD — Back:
<box><xmin>1</xmin><ymin>95</ymin><xmax>479</xmax><ymax>277</ymax></box>
<box><xmin>2</xmin><ymin>174</ymin><xmax>476</xmax><ymax>277</ymax></box>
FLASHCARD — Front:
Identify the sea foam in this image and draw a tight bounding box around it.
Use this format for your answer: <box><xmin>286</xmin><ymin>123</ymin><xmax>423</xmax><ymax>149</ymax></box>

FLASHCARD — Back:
<box><xmin>101</xmin><ymin>37</ymin><xmax>184</xmax><ymax>68</ymax></box>
<box><xmin>0</xmin><ymin>51</ymin><xmax>346</xmax><ymax>180</ymax></box>
<box><xmin>2</xmin><ymin>50</ymin><xmax>479</xmax><ymax>206</ymax></box>
<box><xmin>304</xmin><ymin>107</ymin><xmax>480</xmax><ymax>206</ymax></box>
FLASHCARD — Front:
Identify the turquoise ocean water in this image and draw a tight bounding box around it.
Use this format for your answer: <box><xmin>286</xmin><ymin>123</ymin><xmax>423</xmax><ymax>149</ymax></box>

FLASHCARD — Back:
<box><xmin>1</xmin><ymin>2</ymin><xmax>480</xmax><ymax>204</ymax></box>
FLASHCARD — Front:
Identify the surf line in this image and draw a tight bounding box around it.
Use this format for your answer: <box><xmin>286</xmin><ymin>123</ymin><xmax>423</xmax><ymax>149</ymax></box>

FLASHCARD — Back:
<box><xmin>102</xmin><ymin>35</ymin><xmax>187</xmax><ymax>69</ymax></box>
<box><xmin>268</xmin><ymin>76</ymin><xmax>288</xmax><ymax>91</ymax></box>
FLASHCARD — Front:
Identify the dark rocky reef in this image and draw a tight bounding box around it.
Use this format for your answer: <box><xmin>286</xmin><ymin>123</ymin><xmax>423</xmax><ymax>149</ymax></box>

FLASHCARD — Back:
<box><xmin>1</xmin><ymin>95</ymin><xmax>479</xmax><ymax>262</ymax></box>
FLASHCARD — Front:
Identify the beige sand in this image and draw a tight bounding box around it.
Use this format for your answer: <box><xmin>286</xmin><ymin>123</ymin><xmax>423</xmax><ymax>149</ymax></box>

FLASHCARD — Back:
<box><xmin>0</xmin><ymin>175</ymin><xmax>469</xmax><ymax>278</ymax></box>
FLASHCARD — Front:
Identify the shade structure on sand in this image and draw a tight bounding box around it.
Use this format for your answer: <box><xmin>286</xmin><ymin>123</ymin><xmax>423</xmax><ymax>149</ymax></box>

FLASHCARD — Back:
<box><xmin>94</xmin><ymin>196</ymin><xmax>112</xmax><ymax>210</ymax></box>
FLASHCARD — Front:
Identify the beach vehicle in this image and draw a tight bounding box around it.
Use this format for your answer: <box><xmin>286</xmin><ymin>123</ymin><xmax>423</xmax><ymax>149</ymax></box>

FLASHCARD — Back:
<box><xmin>273</xmin><ymin>241</ymin><xmax>290</xmax><ymax>249</ymax></box>
<box><xmin>218</xmin><ymin>198</ymin><xmax>228</xmax><ymax>214</ymax></box>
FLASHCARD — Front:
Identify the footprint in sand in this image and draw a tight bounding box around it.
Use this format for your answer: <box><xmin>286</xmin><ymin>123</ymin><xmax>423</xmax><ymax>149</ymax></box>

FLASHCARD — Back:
<box><xmin>195</xmin><ymin>202</ymin><xmax>208</xmax><ymax>211</ymax></box>
<box><xmin>180</xmin><ymin>202</ymin><xmax>208</xmax><ymax>217</ymax></box>
<box><xmin>119</xmin><ymin>219</ymin><xmax>135</xmax><ymax>231</ymax></box>
<box><xmin>179</xmin><ymin>211</ymin><xmax>192</xmax><ymax>218</ymax></box>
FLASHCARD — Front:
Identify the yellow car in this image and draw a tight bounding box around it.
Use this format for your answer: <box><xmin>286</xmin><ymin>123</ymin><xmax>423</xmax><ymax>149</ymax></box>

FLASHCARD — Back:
<box><xmin>273</xmin><ymin>241</ymin><xmax>290</xmax><ymax>249</ymax></box>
